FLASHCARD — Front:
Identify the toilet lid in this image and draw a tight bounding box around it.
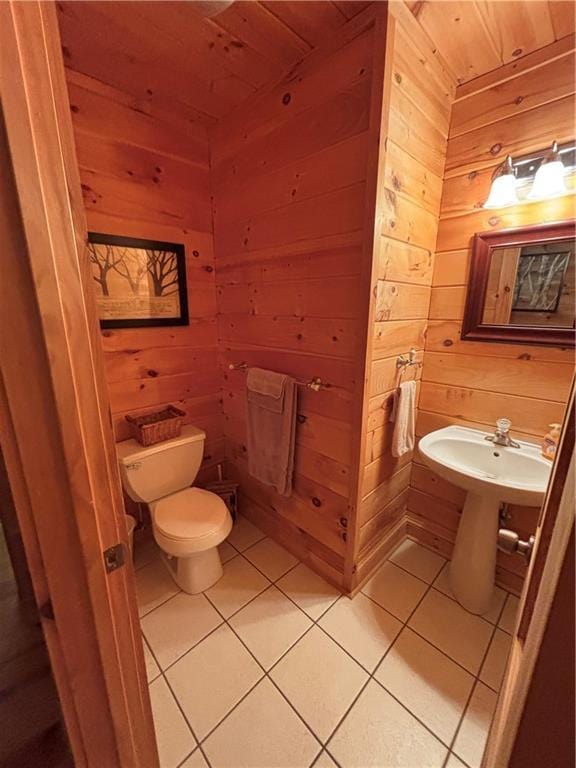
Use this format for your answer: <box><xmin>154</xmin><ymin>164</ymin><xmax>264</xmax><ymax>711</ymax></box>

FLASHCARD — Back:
<box><xmin>153</xmin><ymin>488</ymin><xmax>229</xmax><ymax>541</ymax></box>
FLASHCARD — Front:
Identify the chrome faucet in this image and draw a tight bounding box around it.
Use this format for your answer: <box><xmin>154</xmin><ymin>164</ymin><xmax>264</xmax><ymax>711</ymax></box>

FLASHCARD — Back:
<box><xmin>485</xmin><ymin>418</ymin><xmax>520</xmax><ymax>448</ymax></box>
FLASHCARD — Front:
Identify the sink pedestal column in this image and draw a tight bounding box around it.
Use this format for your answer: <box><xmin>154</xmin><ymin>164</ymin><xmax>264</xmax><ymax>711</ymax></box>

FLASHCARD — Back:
<box><xmin>449</xmin><ymin>492</ymin><xmax>500</xmax><ymax>615</ymax></box>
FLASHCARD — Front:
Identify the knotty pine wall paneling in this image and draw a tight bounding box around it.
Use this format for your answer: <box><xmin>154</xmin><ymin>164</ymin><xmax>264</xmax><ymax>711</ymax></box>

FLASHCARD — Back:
<box><xmin>409</xmin><ymin>35</ymin><xmax>576</xmax><ymax>594</ymax></box>
<box><xmin>64</xmin><ymin>69</ymin><xmax>224</xmax><ymax>486</ymax></box>
<box><xmin>211</xmin><ymin>5</ymin><xmax>389</xmax><ymax>590</ymax></box>
<box><xmin>347</xmin><ymin>1</ymin><xmax>457</xmax><ymax>590</ymax></box>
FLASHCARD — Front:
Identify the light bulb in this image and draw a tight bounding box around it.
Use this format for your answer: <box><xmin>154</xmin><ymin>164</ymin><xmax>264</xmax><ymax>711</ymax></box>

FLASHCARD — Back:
<box><xmin>483</xmin><ymin>173</ymin><xmax>518</xmax><ymax>209</ymax></box>
<box><xmin>527</xmin><ymin>159</ymin><xmax>566</xmax><ymax>200</ymax></box>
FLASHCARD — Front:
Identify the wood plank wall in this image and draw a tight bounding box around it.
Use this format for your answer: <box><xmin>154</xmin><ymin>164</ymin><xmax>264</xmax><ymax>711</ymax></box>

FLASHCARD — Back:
<box><xmin>349</xmin><ymin>2</ymin><xmax>457</xmax><ymax>588</ymax></box>
<box><xmin>63</xmin><ymin>69</ymin><xmax>224</xmax><ymax>486</ymax></box>
<box><xmin>211</xmin><ymin>8</ymin><xmax>386</xmax><ymax>589</ymax></box>
<box><xmin>408</xmin><ymin>34</ymin><xmax>576</xmax><ymax>594</ymax></box>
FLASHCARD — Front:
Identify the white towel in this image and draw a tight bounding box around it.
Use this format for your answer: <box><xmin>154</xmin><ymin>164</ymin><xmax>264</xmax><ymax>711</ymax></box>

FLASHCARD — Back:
<box><xmin>389</xmin><ymin>380</ymin><xmax>416</xmax><ymax>458</ymax></box>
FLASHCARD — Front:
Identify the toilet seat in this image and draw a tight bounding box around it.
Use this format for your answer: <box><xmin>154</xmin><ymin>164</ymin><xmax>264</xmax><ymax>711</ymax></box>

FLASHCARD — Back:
<box><xmin>151</xmin><ymin>488</ymin><xmax>232</xmax><ymax>556</ymax></box>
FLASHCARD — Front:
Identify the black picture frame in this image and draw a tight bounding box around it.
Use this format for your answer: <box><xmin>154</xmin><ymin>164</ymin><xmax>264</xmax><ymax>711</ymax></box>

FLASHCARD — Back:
<box><xmin>87</xmin><ymin>232</ymin><xmax>189</xmax><ymax>329</ymax></box>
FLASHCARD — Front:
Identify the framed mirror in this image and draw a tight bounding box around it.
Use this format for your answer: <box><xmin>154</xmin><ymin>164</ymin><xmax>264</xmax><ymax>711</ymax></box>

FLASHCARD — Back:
<box><xmin>462</xmin><ymin>221</ymin><xmax>575</xmax><ymax>347</ymax></box>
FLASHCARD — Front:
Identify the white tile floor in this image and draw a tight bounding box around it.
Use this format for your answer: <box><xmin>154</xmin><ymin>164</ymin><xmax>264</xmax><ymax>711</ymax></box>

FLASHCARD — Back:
<box><xmin>134</xmin><ymin>520</ymin><xmax>518</xmax><ymax>768</ymax></box>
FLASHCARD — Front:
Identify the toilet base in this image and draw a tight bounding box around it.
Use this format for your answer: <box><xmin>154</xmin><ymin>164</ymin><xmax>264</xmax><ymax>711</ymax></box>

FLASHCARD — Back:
<box><xmin>162</xmin><ymin>547</ymin><xmax>223</xmax><ymax>594</ymax></box>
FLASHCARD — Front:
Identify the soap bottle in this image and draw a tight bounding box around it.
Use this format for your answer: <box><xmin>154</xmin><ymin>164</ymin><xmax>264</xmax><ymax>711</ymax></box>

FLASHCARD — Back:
<box><xmin>541</xmin><ymin>423</ymin><xmax>561</xmax><ymax>460</ymax></box>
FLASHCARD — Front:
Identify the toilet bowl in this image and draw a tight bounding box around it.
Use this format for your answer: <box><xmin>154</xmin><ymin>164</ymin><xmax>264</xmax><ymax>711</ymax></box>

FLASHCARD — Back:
<box><xmin>117</xmin><ymin>425</ymin><xmax>233</xmax><ymax>594</ymax></box>
<box><xmin>152</xmin><ymin>487</ymin><xmax>232</xmax><ymax>593</ymax></box>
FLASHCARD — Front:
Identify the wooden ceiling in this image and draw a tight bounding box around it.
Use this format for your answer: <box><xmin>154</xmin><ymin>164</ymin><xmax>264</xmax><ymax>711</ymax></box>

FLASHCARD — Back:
<box><xmin>57</xmin><ymin>1</ymin><xmax>370</xmax><ymax>128</ymax></box>
<box><xmin>406</xmin><ymin>1</ymin><xmax>576</xmax><ymax>85</ymax></box>
<box><xmin>58</xmin><ymin>0</ymin><xmax>575</xmax><ymax>127</ymax></box>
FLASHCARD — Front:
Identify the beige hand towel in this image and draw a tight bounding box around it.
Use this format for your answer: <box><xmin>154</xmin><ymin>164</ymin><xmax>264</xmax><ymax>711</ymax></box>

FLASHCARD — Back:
<box><xmin>389</xmin><ymin>380</ymin><xmax>416</xmax><ymax>458</ymax></box>
<box><xmin>246</xmin><ymin>367</ymin><xmax>297</xmax><ymax>497</ymax></box>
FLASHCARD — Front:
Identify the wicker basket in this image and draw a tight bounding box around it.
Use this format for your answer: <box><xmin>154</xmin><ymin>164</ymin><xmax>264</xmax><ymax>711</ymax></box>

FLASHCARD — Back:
<box><xmin>125</xmin><ymin>405</ymin><xmax>186</xmax><ymax>447</ymax></box>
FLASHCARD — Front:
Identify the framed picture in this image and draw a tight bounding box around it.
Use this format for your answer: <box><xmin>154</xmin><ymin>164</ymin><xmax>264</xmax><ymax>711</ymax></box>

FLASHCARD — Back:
<box><xmin>87</xmin><ymin>233</ymin><xmax>189</xmax><ymax>328</ymax></box>
<box><xmin>512</xmin><ymin>249</ymin><xmax>572</xmax><ymax>314</ymax></box>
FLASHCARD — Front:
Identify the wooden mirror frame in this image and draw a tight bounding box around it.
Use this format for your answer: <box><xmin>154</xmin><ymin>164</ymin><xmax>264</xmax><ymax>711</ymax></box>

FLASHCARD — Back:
<box><xmin>462</xmin><ymin>221</ymin><xmax>576</xmax><ymax>348</ymax></box>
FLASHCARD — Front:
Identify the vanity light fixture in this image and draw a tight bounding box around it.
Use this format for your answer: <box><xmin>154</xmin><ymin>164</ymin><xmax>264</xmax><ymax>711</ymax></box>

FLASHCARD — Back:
<box><xmin>483</xmin><ymin>155</ymin><xmax>518</xmax><ymax>209</ymax></box>
<box><xmin>482</xmin><ymin>141</ymin><xmax>574</xmax><ymax>208</ymax></box>
<box><xmin>527</xmin><ymin>141</ymin><xmax>567</xmax><ymax>200</ymax></box>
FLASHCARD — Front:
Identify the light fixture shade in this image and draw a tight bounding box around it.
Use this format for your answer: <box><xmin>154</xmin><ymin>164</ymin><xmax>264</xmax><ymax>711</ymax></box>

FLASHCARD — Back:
<box><xmin>483</xmin><ymin>173</ymin><xmax>518</xmax><ymax>209</ymax></box>
<box><xmin>527</xmin><ymin>159</ymin><xmax>566</xmax><ymax>200</ymax></box>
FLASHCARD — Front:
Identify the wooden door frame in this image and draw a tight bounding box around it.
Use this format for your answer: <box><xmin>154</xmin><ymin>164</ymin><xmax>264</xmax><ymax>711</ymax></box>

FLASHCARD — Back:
<box><xmin>0</xmin><ymin>3</ymin><xmax>158</xmax><ymax>766</ymax></box>
<box><xmin>482</xmin><ymin>383</ymin><xmax>575</xmax><ymax>766</ymax></box>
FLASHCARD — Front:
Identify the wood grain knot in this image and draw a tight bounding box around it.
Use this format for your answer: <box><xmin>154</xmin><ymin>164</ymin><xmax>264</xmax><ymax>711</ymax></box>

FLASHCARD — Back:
<box><xmin>147</xmin><ymin>369</ymin><xmax>158</xmax><ymax>378</ymax></box>
<box><xmin>443</xmin><ymin>339</ymin><xmax>454</xmax><ymax>347</ymax></box>
<box><xmin>193</xmin><ymin>250</ymin><xmax>200</xmax><ymax>257</ymax></box>
<box><xmin>282</xmin><ymin>93</ymin><xmax>291</xmax><ymax>105</ymax></box>
<box><xmin>394</xmin><ymin>72</ymin><xmax>402</xmax><ymax>84</ymax></box>
<box><xmin>339</xmin><ymin>517</ymin><xmax>348</xmax><ymax>528</ymax></box>
<box><xmin>512</xmin><ymin>48</ymin><xmax>523</xmax><ymax>57</ymax></box>
<box><xmin>297</xmin><ymin>414</ymin><xmax>307</xmax><ymax>424</ymax></box>
<box><xmin>70</xmin><ymin>104</ymin><xmax>79</xmax><ymax>113</ymax></box>
<box><xmin>312</xmin><ymin>497</ymin><xmax>322</xmax><ymax>508</ymax></box>
<box><xmin>490</xmin><ymin>143</ymin><xmax>502</xmax><ymax>155</ymax></box>
<box><xmin>202</xmin><ymin>265</ymin><xmax>214</xmax><ymax>273</ymax></box>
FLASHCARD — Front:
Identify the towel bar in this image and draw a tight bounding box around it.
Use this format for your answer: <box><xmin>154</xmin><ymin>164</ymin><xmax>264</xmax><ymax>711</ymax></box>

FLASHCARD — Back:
<box><xmin>228</xmin><ymin>362</ymin><xmax>325</xmax><ymax>392</ymax></box>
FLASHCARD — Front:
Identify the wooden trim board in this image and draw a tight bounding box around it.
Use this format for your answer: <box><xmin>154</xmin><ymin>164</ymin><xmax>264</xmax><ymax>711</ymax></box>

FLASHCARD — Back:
<box><xmin>0</xmin><ymin>4</ymin><xmax>158</xmax><ymax>765</ymax></box>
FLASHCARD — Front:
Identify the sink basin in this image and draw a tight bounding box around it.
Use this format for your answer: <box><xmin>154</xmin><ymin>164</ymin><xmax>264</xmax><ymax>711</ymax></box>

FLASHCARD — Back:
<box><xmin>419</xmin><ymin>426</ymin><xmax>552</xmax><ymax>615</ymax></box>
<box><xmin>419</xmin><ymin>426</ymin><xmax>551</xmax><ymax>506</ymax></box>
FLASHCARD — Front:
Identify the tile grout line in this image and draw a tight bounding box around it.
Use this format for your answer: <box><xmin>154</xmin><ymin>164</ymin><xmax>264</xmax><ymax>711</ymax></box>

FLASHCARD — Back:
<box><xmin>146</xmin><ymin>631</ymin><xmax>210</xmax><ymax>768</ymax></box>
<box><xmin>441</xmin><ymin>592</ymin><xmax>510</xmax><ymax>768</ymax></box>
<box><xmin>199</xmin><ymin>582</ymin><xmax>327</xmax><ymax>757</ymax></box>
<box><xmin>321</xmin><ymin>561</ymin><xmax>442</xmax><ymax>767</ymax></box>
<box><xmin>141</xmin><ymin>553</ymin><xmax>307</xmax><ymax>700</ymax></box>
<box><xmin>360</xmin><ymin>587</ymin><xmax>506</xmax><ymax>694</ymax></box>
<box><xmin>139</xmin><ymin>528</ymin><xmax>345</xmax><ymax>764</ymax></box>
<box><xmin>140</xmin><ymin>541</ymin><xmax>301</xmax><ymax>677</ymax></box>
<box><xmin>143</xmin><ymin>543</ymin><xmax>508</xmax><ymax>691</ymax></box>
<box><xmin>325</xmin><ymin>558</ymin><xmax>512</xmax><ymax>764</ymax></box>
<box><xmin>139</xmin><ymin>532</ymin><xmax>512</xmax><ymax>767</ymax></box>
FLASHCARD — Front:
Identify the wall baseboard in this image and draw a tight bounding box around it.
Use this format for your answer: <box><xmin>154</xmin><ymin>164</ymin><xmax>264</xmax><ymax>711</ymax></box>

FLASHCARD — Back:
<box><xmin>348</xmin><ymin>515</ymin><xmax>407</xmax><ymax>596</ymax></box>
<box><xmin>238</xmin><ymin>491</ymin><xmax>346</xmax><ymax>593</ymax></box>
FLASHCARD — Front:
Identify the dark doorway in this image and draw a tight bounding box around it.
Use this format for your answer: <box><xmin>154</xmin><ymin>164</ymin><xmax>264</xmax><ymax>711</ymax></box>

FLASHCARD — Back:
<box><xmin>0</xmin><ymin>453</ymin><xmax>73</xmax><ymax>768</ymax></box>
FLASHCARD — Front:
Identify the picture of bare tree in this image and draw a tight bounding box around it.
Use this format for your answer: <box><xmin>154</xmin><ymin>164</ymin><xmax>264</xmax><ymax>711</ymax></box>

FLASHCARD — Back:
<box><xmin>145</xmin><ymin>249</ymin><xmax>179</xmax><ymax>296</ymax></box>
<box><xmin>112</xmin><ymin>247</ymin><xmax>148</xmax><ymax>295</ymax></box>
<box><xmin>88</xmin><ymin>242</ymin><xmax>124</xmax><ymax>296</ymax></box>
<box><xmin>87</xmin><ymin>233</ymin><xmax>188</xmax><ymax>328</ymax></box>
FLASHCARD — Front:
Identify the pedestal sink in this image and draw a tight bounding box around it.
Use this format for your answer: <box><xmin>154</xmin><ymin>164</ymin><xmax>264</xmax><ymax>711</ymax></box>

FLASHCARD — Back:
<box><xmin>419</xmin><ymin>425</ymin><xmax>552</xmax><ymax>615</ymax></box>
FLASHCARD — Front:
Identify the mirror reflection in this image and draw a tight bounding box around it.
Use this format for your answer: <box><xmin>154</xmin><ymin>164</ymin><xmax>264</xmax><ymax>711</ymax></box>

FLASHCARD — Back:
<box><xmin>482</xmin><ymin>240</ymin><xmax>575</xmax><ymax>328</ymax></box>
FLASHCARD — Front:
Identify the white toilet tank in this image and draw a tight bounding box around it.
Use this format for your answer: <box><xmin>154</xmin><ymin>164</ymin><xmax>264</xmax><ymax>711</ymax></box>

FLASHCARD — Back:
<box><xmin>117</xmin><ymin>425</ymin><xmax>206</xmax><ymax>503</ymax></box>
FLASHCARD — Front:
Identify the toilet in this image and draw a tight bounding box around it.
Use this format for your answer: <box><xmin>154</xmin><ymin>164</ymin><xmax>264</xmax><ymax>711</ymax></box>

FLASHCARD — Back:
<box><xmin>117</xmin><ymin>425</ymin><xmax>232</xmax><ymax>594</ymax></box>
